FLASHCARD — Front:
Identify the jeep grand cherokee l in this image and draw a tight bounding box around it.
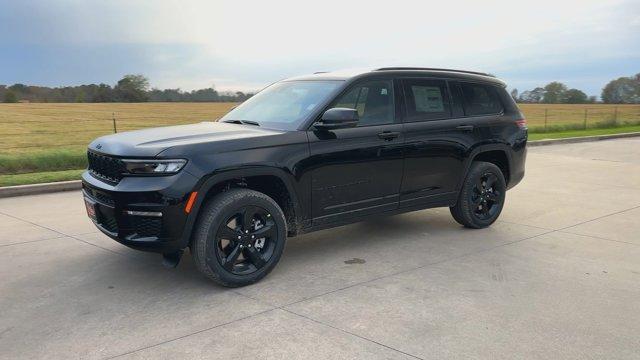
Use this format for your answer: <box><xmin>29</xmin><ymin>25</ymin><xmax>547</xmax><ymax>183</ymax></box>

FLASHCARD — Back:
<box><xmin>82</xmin><ymin>67</ymin><xmax>527</xmax><ymax>287</ymax></box>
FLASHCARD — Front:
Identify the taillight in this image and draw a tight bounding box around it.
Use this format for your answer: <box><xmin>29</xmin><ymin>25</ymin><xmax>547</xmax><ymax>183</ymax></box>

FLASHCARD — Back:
<box><xmin>515</xmin><ymin>118</ymin><xmax>527</xmax><ymax>129</ymax></box>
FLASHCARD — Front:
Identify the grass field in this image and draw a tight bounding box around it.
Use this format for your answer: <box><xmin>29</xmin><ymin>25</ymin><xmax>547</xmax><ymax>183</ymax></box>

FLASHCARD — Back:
<box><xmin>519</xmin><ymin>104</ymin><xmax>640</xmax><ymax>132</ymax></box>
<box><xmin>1</xmin><ymin>103</ymin><xmax>639</xmax><ymax>186</ymax></box>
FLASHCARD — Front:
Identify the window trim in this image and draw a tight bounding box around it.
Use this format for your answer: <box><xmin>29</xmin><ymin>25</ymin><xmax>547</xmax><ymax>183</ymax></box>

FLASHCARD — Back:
<box><xmin>309</xmin><ymin>77</ymin><xmax>398</xmax><ymax>129</ymax></box>
<box><xmin>399</xmin><ymin>77</ymin><xmax>453</xmax><ymax>123</ymax></box>
<box><xmin>454</xmin><ymin>80</ymin><xmax>506</xmax><ymax>117</ymax></box>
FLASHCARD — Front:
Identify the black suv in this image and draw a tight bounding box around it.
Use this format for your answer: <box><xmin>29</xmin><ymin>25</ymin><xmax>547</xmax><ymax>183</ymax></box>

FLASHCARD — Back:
<box><xmin>82</xmin><ymin>67</ymin><xmax>527</xmax><ymax>287</ymax></box>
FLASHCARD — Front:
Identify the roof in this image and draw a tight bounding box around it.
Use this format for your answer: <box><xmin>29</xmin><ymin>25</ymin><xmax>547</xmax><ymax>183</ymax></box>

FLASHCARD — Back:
<box><xmin>286</xmin><ymin>67</ymin><xmax>505</xmax><ymax>86</ymax></box>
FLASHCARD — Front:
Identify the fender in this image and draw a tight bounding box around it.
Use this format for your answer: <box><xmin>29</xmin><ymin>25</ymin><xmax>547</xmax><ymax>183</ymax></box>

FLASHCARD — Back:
<box><xmin>177</xmin><ymin>166</ymin><xmax>303</xmax><ymax>249</ymax></box>
<box><xmin>456</xmin><ymin>141</ymin><xmax>514</xmax><ymax>193</ymax></box>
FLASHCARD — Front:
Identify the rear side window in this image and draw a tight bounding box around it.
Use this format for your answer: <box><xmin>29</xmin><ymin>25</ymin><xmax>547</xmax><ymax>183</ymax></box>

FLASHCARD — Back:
<box><xmin>402</xmin><ymin>79</ymin><xmax>451</xmax><ymax>121</ymax></box>
<box><xmin>459</xmin><ymin>83</ymin><xmax>503</xmax><ymax>116</ymax></box>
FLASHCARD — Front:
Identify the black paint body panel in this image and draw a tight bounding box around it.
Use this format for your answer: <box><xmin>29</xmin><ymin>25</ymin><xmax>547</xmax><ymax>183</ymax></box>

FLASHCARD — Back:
<box><xmin>82</xmin><ymin>69</ymin><xmax>527</xmax><ymax>254</ymax></box>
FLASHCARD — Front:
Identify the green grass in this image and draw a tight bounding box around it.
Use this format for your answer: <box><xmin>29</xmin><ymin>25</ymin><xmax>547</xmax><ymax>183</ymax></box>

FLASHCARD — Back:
<box><xmin>0</xmin><ymin>169</ymin><xmax>85</xmax><ymax>187</ymax></box>
<box><xmin>0</xmin><ymin>149</ymin><xmax>87</xmax><ymax>175</ymax></box>
<box><xmin>528</xmin><ymin>124</ymin><xmax>640</xmax><ymax>140</ymax></box>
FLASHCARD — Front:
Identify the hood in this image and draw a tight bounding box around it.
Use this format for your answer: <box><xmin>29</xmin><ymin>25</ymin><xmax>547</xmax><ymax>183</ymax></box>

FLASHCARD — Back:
<box><xmin>88</xmin><ymin>122</ymin><xmax>285</xmax><ymax>157</ymax></box>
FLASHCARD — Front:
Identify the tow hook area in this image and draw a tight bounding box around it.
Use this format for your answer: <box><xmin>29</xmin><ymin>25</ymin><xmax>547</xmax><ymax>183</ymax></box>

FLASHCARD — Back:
<box><xmin>162</xmin><ymin>250</ymin><xmax>183</xmax><ymax>268</ymax></box>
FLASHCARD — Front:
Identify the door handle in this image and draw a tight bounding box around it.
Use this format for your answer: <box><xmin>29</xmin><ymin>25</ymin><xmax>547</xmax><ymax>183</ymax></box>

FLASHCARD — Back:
<box><xmin>377</xmin><ymin>131</ymin><xmax>400</xmax><ymax>141</ymax></box>
<box><xmin>456</xmin><ymin>125</ymin><xmax>474</xmax><ymax>132</ymax></box>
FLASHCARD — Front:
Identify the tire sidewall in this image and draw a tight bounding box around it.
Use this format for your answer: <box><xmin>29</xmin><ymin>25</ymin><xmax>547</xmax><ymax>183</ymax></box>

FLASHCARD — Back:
<box><xmin>194</xmin><ymin>189</ymin><xmax>287</xmax><ymax>286</ymax></box>
<box><xmin>458</xmin><ymin>162</ymin><xmax>506</xmax><ymax>228</ymax></box>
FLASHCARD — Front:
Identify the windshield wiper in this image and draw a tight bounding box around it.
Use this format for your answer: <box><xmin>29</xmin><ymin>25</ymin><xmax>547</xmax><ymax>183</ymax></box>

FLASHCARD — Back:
<box><xmin>222</xmin><ymin>119</ymin><xmax>260</xmax><ymax>126</ymax></box>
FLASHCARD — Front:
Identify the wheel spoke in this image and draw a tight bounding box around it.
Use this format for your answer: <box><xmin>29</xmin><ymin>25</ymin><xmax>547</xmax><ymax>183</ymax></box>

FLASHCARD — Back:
<box><xmin>252</xmin><ymin>223</ymin><xmax>275</xmax><ymax>238</ymax></box>
<box><xmin>472</xmin><ymin>195</ymin><xmax>483</xmax><ymax>205</ymax></box>
<box><xmin>486</xmin><ymin>191</ymin><xmax>500</xmax><ymax>201</ymax></box>
<box><xmin>484</xmin><ymin>173</ymin><xmax>498</xmax><ymax>189</ymax></box>
<box><xmin>220</xmin><ymin>226</ymin><xmax>238</xmax><ymax>240</ymax></box>
<box><xmin>245</xmin><ymin>247</ymin><xmax>267</xmax><ymax>268</ymax></box>
<box><xmin>475</xmin><ymin>177</ymin><xmax>485</xmax><ymax>191</ymax></box>
<box><xmin>222</xmin><ymin>243</ymin><xmax>242</xmax><ymax>271</ymax></box>
<box><xmin>240</xmin><ymin>206</ymin><xmax>257</xmax><ymax>232</ymax></box>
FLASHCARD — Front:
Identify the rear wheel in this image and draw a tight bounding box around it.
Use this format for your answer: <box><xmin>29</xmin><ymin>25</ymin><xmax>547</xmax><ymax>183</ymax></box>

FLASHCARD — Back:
<box><xmin>450</xmin><ymin>161</ymin><xmax>506</xmax><ymax>229</ymax></box>
<box><xmin>192</xmin><ymin>189</ymin><xmax>287</xmax><ymax>287</ymax></box>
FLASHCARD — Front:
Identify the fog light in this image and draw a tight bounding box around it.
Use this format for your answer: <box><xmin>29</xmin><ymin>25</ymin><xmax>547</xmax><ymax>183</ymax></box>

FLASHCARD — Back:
<box><xmin>124</xmin><ymin>210</ymin><xmax>162</xmax><ymax>217</ymax></box>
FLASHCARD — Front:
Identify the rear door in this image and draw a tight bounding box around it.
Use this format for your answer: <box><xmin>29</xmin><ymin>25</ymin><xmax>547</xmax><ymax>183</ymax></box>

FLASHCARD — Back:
<box><xmin>307</xmin><ymin>78</ymin><xmax>404</xmax><ymax>225</ymax></box>
<box><xmin>399</xmin><ymin>78</ymin><xmax>481</xmax><ymax>208</ymax></box>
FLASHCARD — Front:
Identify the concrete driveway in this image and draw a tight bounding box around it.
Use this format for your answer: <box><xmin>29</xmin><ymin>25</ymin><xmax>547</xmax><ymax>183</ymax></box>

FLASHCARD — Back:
<box><xmin>1</xmin><ymin>138</ymin><xmax>639</xmax><ymax>359</ymax></box>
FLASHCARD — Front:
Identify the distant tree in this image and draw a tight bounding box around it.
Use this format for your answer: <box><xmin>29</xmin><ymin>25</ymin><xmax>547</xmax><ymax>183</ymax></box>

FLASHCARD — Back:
<box><xmin>115</xmin><ymin>74</ymin><xmax>150</xmax><ymax>102</ymax></box>
<box><xmin>3</xmin><ymin>90</ymin><xmax>18</xmax><ymax>103</ymax></box>
<box><xmin>0</xmin><ymin>77</ymin><xmax>253</xmax><ymax>103</ymax></box>
<box><xmin>8</xmin><ymin>83</ymin><xmax>29</xmax><ymax>94</ymax></box>
<box><xmin>564</xmin><ymin>88</ymin><xmax>588</xmax><ymax>104</ymax></box>
<box><xmin>587</xmin><ymin>96</ymin><xmax>597</xmax><ymax>103</ymax></box>
<box><xmin>75</xmin><ymin>89</ymin><xmax>86</xmax><ymax>103</ymax></box>
<box><xmin>601</xmin><ymin>74</ymin><xmax>640</xmax><ymax>103</ymax></box>
<box><xmin>519</xmin><ymin>87</ymin><xmax>545</xmax><ymax>103</ymax></box>
<box><xmin>91</xmin><ymin>84</ymin><xmax>115</xmax><ymax>102</ymax></box>
<box><xmin>510</xmin><ymin>88</ymin><xmax>518</xmax><ymax>101</ymax></box>
<box><xmin>542</xmin><ymin>82</ymin><xmax>568</xmax><ymax>103</ymax></box>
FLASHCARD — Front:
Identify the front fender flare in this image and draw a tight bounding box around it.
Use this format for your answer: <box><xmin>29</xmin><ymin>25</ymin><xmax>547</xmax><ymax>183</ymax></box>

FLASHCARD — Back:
<box><xmin>177</xmin><ymin>166</ymin><xmax>302</xmax><ymax>249</ymax></box>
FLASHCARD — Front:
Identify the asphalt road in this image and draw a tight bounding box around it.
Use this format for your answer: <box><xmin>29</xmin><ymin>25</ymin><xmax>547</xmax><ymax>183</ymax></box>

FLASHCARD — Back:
<box><xmin>1</xmin><ymin>138</ymin><xmax>639</xmax><ymax>359</ymax></box>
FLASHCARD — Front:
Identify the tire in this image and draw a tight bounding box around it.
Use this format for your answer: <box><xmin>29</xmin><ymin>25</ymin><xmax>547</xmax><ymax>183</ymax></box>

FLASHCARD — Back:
<box><xmin>191</xmin><ymin>188</ymin><xmax>287</xmax><ymax>287</ymax></box>
<box><xmin>450</xmin><ymin>161</ymin><xmax>506</xmax><ymax>229</ymax></box>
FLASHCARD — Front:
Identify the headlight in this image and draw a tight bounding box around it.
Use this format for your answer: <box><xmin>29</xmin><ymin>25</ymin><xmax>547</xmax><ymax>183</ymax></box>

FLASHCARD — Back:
<box><xmin>122</xmin><ymin>159</ymin><xmax>187</xmax><ymax>175</ymax></box>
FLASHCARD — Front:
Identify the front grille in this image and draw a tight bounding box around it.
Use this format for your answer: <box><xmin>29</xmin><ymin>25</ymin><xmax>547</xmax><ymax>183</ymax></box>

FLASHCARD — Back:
<box><xmin>99</xmin><ymin>213</ymin><xmax>118</xmax><ymax>233</ymax></box>
<box><xmin>84</xmin><ymin>187</ymin><xmax>115</xmax><ymax>206</ymax></box>
<box><xmin>87</xmin><ymin>151</ymin><xmax>126</xmax><ymax>184</ymax></box>
<box><xmin>94</xmin><ymin>191</ymin><xmax>115</xmax><ymax>207</ymax></box>
<box><xmin>131</xmin><ymin>217</ymin><xmax>162</xmax><ymax>238</ymax></box>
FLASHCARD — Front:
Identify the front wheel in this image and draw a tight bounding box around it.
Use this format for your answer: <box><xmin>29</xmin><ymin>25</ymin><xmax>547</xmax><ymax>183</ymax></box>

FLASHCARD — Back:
<box><xmin>192</xmin><ymin>188</ymin><xmax>287</xmax><ymax>287</ymax></box>
<box><xmin>450</xmin><ymin>161</ymin><xmax>506</xmax><ymax>229</ymax></box>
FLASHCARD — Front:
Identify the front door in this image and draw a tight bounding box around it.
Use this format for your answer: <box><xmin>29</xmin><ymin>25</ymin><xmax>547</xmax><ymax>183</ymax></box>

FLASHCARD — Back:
<box><xmin>307</xmin><ymin>79</ymin><xmax>404</xmax><ymax>225</ymax></box>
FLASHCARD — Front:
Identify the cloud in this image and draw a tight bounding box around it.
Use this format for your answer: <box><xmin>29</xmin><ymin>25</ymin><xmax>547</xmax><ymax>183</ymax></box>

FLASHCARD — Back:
<box><xmin>1</xmin><ymin>0</ymin><xmax>638</xmax><ymax>95</ymax></box>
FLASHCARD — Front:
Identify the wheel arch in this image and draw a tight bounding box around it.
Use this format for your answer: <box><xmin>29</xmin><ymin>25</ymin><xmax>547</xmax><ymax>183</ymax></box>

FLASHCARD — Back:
<box><xmin>458</xmin><ymin>144</ymin><xmax>513</xmax><ymax>192</ymax></box>
<box><xmin>178</xmin><ymin>166</ymin><xmax>302</xmax><ymax>249</ymax></box>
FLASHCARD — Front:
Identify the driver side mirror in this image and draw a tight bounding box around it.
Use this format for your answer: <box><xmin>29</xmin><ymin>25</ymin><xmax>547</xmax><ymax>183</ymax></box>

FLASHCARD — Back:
<box><xmin>314</xmin><ymin>108</ymin><xmax>359</xmax><ymax>130</ymax></box>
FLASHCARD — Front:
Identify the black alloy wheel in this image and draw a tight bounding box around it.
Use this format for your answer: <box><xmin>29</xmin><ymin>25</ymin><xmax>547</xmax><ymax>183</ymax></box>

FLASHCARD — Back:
<box><xmin>471</xmin><ymin>172</ymin><xmax>502</xmax><ymax>221</ymax></box>
<box><xmin>192</xmin><ymin>188</ymin><xmax>287</xmax><ymax>287</ymax></box>
<box><xmin>450</xmin><ymin>161</ymin><xmax>506</xmax><ymax>229</ymax></box>
<box><xmin>215</xmin><ymin>205</ymin><xmax>276</xmax><ymax>275</ymax></box>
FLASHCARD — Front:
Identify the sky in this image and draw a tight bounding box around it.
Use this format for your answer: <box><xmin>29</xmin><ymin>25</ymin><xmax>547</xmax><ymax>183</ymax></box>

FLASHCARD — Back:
<box><xmin>1</xmin><ymin>0</ymin><xmax>639</xmax><ymax>97</ymax></box>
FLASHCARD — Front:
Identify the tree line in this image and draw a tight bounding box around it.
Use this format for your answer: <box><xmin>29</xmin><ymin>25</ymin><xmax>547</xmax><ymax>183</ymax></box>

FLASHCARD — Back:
<box><xmin>1</xmin><ymin>74</ymin><xmax>254</xmax><ymax>103</ymax></box>
<box><xmin>511</xmin><ymin>72</ymin><xmax>639</xmax><ymax>104</ymax></box>
<box><xmin>3</xmin><ymin>72</ymin><xmax>639</xmax><ymax>104</ymax></box>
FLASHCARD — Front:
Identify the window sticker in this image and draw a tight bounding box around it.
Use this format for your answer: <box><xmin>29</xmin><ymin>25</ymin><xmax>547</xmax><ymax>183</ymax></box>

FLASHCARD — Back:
<box><xmin>381</xmin><ymin>88</ymin><xmax>388</xmax><ymax>95</ymax></box>
<box><xmin>412</xmin><ymin>86</ymin><xmax>444</xmax><ymax>112</ymax></box>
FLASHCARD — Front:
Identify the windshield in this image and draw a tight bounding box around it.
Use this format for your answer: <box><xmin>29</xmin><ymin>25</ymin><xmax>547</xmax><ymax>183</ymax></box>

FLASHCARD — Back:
<box><xmin>220</xmin><ymin>80</ymin><xmax>343</xmax><ymax>130</ymax></box>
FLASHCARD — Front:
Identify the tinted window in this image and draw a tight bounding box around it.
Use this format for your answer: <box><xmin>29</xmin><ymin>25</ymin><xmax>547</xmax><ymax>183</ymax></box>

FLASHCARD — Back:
<box><xmin>402</xmin><ymin>79</ymin><xmax>451</xmax><ymax>121</ymax></box>
<box><xmin>333</xmin><ymin>80</ymin><xmax>394</xmax><ymax>126</ymax></box>
<box><xmin>459</xmin><ymin>83</ymin><xmax>503</xmax><ymax>116</ymax></box>
<box><xmin>221</xmin><ymin>80</ymin><xmax>343</xmax><ymax>130</ymax></box>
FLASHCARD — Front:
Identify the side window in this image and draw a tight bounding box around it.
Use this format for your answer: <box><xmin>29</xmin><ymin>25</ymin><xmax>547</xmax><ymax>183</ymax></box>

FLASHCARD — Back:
<box><xmin>333</xmin><ymin>80</ymin><xmax>394</xmax><ymax>126</ymax></box>
<box><xmin>459</xmin><ymin>83</ymin><xmax>503</xmax><ymax>116</ymax></box>
<box><xmin>402</xmin><ymin>79</ymin><xmax>451</xmax><ymax>121</ymax></box>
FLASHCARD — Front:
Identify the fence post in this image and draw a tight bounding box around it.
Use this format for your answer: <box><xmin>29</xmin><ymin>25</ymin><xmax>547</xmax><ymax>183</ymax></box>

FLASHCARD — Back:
<box><xmin>583</xmin><ymin>109</ymin><xmax>588</xmax><ymax>130</ymax></box>
<box><xmin>112</xmin><ymin>112</ymin><xmax>117</xmax><ymax>133</ymax></box>
<box><xmin>614</xmin><ymin>106</ymin><xmax>618</xmax><ymax>123</ymax></box>
<box><xmin>544</xmin><ymin>108</ymin><xmax>548</xmax><ymax>132</ymax></box>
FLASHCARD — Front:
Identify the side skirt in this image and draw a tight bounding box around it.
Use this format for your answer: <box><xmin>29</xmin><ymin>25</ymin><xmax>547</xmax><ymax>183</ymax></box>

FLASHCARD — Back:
<box><xmin>299</xmin><ymin>194</ymin><xmax>456</xmax><ymax>235</ymax></box>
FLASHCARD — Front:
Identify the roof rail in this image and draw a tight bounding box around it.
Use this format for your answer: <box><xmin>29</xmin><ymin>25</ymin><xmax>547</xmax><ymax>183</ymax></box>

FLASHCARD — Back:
<box><xmin>374</xmin><ymin>67</ymin><xmax>494</xmax><ymax>77</ymax></box>
<box><xmin>313</xmin><ymin>71</ymin><xmax>329</xmax><ymax>74</ymax></box>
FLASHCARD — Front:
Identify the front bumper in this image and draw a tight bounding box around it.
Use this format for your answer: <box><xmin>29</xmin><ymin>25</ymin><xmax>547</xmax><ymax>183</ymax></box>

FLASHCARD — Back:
<box><xmin>82</xmin><ymin>170</ymin><xmax>200</xmax><ymax>253</ymax></box>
